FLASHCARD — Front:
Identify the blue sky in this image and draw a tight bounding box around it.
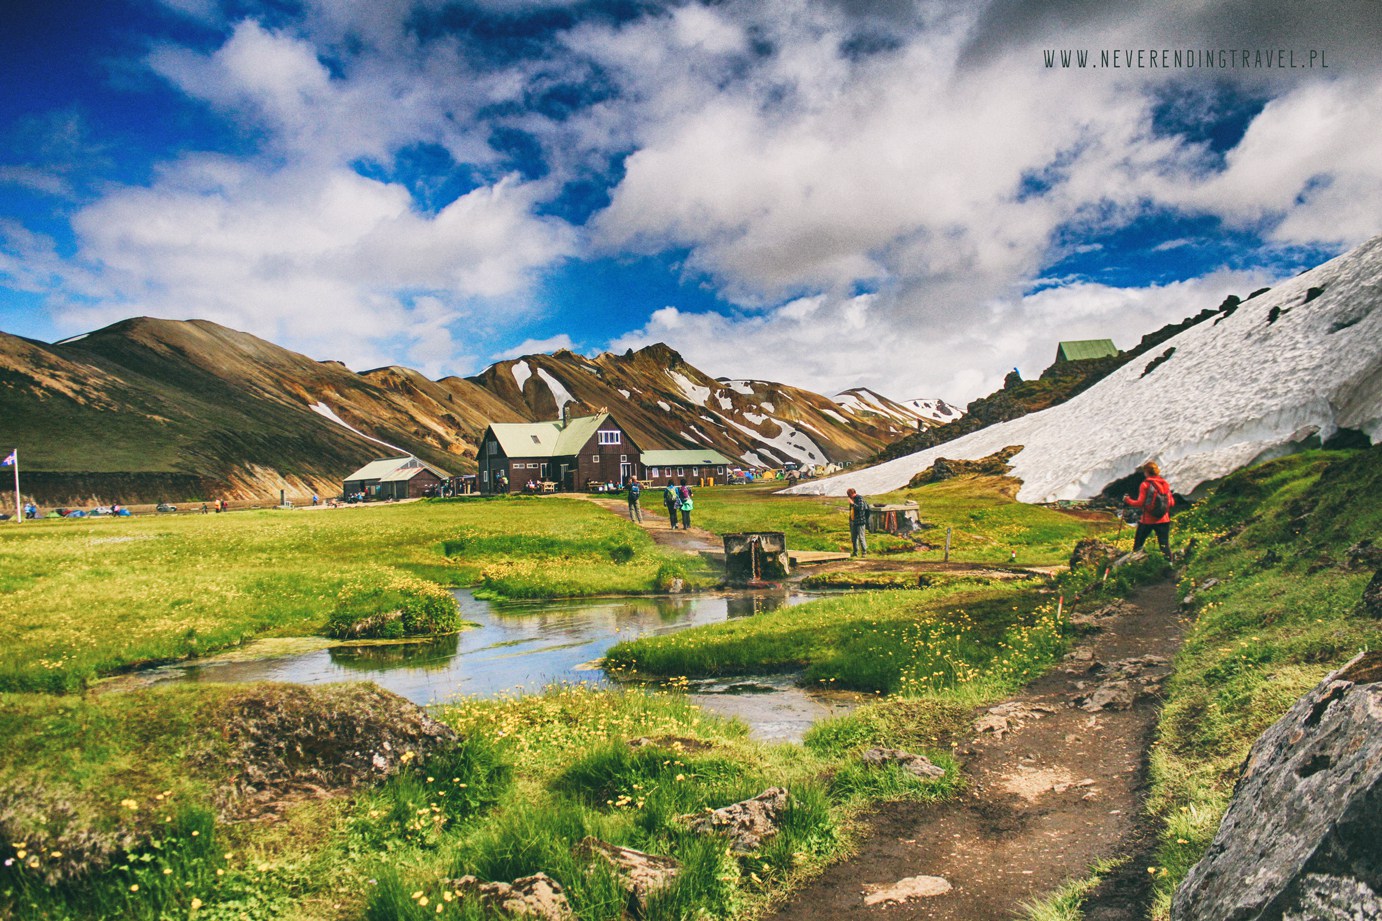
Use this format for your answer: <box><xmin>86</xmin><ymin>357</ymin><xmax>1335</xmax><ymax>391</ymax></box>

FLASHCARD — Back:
<box><xmin>2</xmin><ymin>0</ymin><xmax>1379</xmax><ymax>401</ymax></box>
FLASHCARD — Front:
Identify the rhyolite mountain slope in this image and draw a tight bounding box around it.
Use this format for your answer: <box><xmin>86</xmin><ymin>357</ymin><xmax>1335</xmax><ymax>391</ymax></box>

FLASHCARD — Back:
<box><xmin>833</xmin><ymin>388</ymin><xmax>963</xmax><ymax>432</ymax></box>
<box><xmin>788</xmin><ymin>234</ymin><xmax>1382</xmax><ymax>502</ymax></box>
<box><xmin>0</xmin><ymin>320</ymin><xmax>930</xmax><ymax>503</ymax></box>
<box><xmin>470</xmin><ymin>344</ymin><xmax>922</xmax><ymax>470</ymax></box>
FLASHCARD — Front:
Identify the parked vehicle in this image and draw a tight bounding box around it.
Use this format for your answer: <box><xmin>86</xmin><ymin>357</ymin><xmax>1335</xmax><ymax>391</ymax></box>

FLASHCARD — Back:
<box><xmin>156</xmin><ymin>502</ymin><xmax>177</xmax><ymax>513</ymax></box>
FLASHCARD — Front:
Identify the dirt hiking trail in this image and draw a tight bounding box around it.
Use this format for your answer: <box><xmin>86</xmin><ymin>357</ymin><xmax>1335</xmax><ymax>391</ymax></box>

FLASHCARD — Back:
<box><xmin>584</xmin><ymin>494</ymin><xmax>723</xmax><ymax>555</ymax></box>
<box><xmin>771</xmin><ymin>579</ymin><xmax>1185</xmax><ymax>921</ymax></box>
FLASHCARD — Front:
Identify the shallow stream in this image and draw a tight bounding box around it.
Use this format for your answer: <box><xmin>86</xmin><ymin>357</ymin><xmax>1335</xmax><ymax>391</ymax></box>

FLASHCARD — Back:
<box><xmin>135</xmin><ymin>589</ymin><xmax>859</xmax><ymax>742</ymax></box>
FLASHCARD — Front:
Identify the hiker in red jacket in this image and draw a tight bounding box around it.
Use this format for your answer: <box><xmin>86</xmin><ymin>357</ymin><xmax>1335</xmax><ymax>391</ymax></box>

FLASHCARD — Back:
<box><xmin>1124</xmin><ymin>460</ymin><xmax>1174</xmax><ymax>558</ymax></box>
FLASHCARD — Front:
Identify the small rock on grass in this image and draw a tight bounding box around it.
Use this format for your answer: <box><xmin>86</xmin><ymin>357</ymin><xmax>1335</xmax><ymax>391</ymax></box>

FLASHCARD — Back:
<box><xmin>860</xmin><ymin>748</ymin><xmax>946</xmax><ymax>779</ymax></box>
<box><xmin>862</xmin><ymin>875</ymin><xmax>953</xmax><ymax>906</ymax></box>
<box><xmin>451</xmin><ymin>873</ymin><xmax>572</xmax><ymax>921</ymax></box>
<box><xmin>681</xmin><ymin>787</ymin><xmax>788</xmax><ymax>854</ymax></box>
<box><xmin>574</xmin><ymin>837</ymin><xmax>680</xmax><ymax>911</ymax></box>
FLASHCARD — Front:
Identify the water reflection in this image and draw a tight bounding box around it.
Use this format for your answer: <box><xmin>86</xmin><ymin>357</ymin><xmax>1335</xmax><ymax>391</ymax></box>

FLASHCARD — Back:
<box><xmin>328</xmin><ymin>633</ymin><xmax>461</xmax><ymax>672</ymax></box>
<box><xmin>149</xmin><ymin>588</ymin><xmax>854</xmax><ymax>742</ymax></box>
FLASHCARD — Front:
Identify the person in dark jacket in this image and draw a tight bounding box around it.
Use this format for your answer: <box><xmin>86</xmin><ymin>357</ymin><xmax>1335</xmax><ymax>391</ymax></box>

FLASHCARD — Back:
<box><xmin>626</xmin><ymin>477</ymin><xmax>643</xmax><ymax>522</ymax></box>
<box><xmin>1124</xmin><ymin>461</ymin><xmax>1174</xmax><ymax>558</ymax></box>
<box><xmin>676</xmin><ymin>478</ymin><xmax>693</xmax><ymax>530</ymax></box>
<box><xmin>663</xmin><ymin>482</ymin><xmax>680</xmax><ymax>529</ymax></box>
<box><xmin>846</xmin><ymin>488</ymin><xmax>869</xmax><ymax>557</ymax></box>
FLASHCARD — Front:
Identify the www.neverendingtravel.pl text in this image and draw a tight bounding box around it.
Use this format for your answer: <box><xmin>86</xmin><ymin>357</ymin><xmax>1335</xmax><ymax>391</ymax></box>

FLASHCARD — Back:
<box><xmin>1044</xmin><ymin>48</ymin><xmax>1329</xmax><ymax>69</ymax></box>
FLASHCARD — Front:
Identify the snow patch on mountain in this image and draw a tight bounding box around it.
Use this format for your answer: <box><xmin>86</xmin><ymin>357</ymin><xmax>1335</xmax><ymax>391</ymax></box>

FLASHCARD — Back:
<box><xmin>511</xmin><ymin>360</ymin><xmax>532</xmax><ymax>391</ymax></box>
<box><xmin>726</xmin><ymin>416</ymin><xmax>828</xmax><ymax>466</ymax></box>
<box><xmin>536</xmin><ymin>368</ymin><xmax>574</xmax><ymax>410</ymax></box>
<box><xmin>790</xmin><ymin>236</ymin><xmax>1382</xmax><ymax>502</ymax></box>
<box><xmin>309</xmin><ymin>401</ymin><xmax>410</xmax><ymax>454</ymax></box>
<box><xmin>669</xmin><ymin>370</ymin><xmax>711</xmax><ymax>406</ymax></box>
<box><xmin>723</xmin><ymin>380</ymin><xmax>755</xmax><ymax>396</ymax></box>
<box><xmin>905</xmin><ymin>398</ymin><xmax>962</xmax><ymax>423</ymax></box>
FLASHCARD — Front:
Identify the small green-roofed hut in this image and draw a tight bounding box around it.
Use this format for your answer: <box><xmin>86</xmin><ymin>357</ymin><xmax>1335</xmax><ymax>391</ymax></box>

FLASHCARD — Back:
<box><xmin>1055</xmin><ymin>339</ymin><xmax>1119</xmax><ymax>363</ymax></box>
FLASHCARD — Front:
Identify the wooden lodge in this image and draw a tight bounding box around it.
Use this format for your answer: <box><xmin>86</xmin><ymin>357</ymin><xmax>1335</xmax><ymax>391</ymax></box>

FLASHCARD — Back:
<box><xmin>639</xmin><ymin>449</ymin><xmax>733</xmax><ymax>487</ymax></box>
<box><xmin>477</xmin><ymin>411</ymin><xmax>641</xmax><ymax>494</ymax></box>
<box><xmin>343</xmin><ymin>456</ymin><xmax>450</xmax><ymax>500</ymax></box>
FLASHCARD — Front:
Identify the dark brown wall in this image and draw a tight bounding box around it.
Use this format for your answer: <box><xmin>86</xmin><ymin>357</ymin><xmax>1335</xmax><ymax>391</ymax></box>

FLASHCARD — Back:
<box><xmin>573</xmin><ymin>423</ymin><xmax>639</xmax><ymax>489</ymax></box>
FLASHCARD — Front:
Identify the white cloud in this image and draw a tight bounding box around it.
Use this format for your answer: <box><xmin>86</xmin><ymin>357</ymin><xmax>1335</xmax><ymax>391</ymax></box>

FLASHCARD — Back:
<box><xmin>10</xmin><ymin>0</ymin><xmax>1381</xmax><ymax>404</ymax></box>
<box><xmin>609</xmin><ymin>269</ymin><xmax>1275</xmax><ymax>403</ymax></box>
<box><xmin>491</xmin><ymin>334</ymin><xmax>575</xmax><ymax>361</ymax></box>
<box><xmin>54</xmin><ymin>159</ymin><xmax>572</xmax><ymax>372</ymax></box>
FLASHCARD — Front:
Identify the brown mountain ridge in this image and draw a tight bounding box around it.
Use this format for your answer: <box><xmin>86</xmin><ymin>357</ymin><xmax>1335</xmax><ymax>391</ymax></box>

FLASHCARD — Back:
<box><xmin>0</xmin><ymin>318</ymin><xmax>928</xmax><ymax>505</ymax></box>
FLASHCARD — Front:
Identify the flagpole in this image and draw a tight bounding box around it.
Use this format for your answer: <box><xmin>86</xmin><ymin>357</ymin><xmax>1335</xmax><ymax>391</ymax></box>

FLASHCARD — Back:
<box><xmin>10</xmin><ymin>449</ymin><xmax>18</xmax><ymax>524</ymax></box>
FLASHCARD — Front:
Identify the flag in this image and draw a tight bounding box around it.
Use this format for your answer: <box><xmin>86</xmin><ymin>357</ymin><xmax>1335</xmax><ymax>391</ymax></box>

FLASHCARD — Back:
<box><xmin>1</xmin><ymin>450</ymin><xmax>14</xmax><ymax>466</ymax></box>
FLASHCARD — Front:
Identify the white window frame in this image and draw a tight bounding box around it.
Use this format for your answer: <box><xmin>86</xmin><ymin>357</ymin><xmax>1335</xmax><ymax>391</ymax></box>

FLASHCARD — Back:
<box><xmin>598</xmin><ymin>430</ymin><xmax>621</xmax><ymax>445</ymax></box>
<box><xmin>593</xmin><ymin>454</ymin><xmax>600</xmax><ymax>463</ymax></box>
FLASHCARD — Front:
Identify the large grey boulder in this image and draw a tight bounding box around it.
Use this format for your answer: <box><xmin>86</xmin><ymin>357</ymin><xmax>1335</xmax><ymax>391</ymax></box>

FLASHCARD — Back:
<box><xmin>1172</xmin><ymin>651</ymin><xmax>1382</xmax><ymax>920</ymax></box>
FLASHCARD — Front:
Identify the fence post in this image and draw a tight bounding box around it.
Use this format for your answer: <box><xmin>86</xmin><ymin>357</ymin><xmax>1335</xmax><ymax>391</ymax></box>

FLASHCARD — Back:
<box><xmin>944</xmin><ymin>526</ymin><xmax>952</xmax><ymax>562</ymax></box>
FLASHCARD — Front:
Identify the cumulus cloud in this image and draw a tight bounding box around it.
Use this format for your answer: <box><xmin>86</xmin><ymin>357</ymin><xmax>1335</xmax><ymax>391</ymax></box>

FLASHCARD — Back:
<box><xmin>577</xmin><ymin>0</ymin><xmax>1379</xmax><ymax>398</ymax></box>
<box><xmin>54</xmin><ymin>158</ymin><xmax>572</xmax><ymax>371</ymax></box>
<box><xmin>8</xmin><ymin>0</ymin><xmax>1381</xmax><ymax>402</ymax></box>
<box><xmin>610</xmin><ymin>268</ymin><xmax>1275</xmax><ymax>402</ymax></box>
<box><xmin>491</xmin><ymin>334</ymin><xmax>575</xmax><ymax>361</ymax></box>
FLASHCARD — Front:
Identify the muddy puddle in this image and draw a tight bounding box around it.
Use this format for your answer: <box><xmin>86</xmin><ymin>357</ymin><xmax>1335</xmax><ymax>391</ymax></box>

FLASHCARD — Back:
<box><xmin>128</xmin><ymin>589</ymin><xmax>860</xmax><ymax>742</ymax></box>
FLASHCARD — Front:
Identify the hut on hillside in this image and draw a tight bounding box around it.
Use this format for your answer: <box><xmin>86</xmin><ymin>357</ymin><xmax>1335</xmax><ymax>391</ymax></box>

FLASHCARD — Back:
<box><xmin>1054</xmin><ymin>339</ymin><xmax>1119</xmax><ymax>364</ymax></box>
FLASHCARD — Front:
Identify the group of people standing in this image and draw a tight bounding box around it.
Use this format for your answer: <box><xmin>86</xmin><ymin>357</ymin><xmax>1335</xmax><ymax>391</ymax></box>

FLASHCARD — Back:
<box><xmin>625</xmin><ymin>477</ymin><xmax>694</xmax><ymax>529</ymax></box>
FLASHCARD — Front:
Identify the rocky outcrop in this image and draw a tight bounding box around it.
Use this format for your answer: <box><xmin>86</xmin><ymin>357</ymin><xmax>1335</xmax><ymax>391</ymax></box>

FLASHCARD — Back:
<box><xmin>575</xmin><ymin>838</ymin><xmax>680</xmax><ymax>912</ymax></box>
<box><xmin>197</xmin><ymin>683</ymin><xmax>458</xmax><ymax>819</ymax></box>
<box><xmin>452</xmin><ymin>873</ymin><xmax>573</xmax><ymax>920</ymax></box>
<box><xmin>1069</xmin><ymin>539</ymin><xmax>1121</xmax><ymax>572</ymax></box>
<box><xmin>681</xmin><ymin>788</ymin><xmax>789</xmax><ymax>854</ymax></box>
<box><xmin>860</xmin><ymin>748</ymin><xmax>946</xmax><ymax>779</ymax></box>
<box><xmin>1172</xmin><ymin>651</ymin><xmax>1382</xmax><ymax>921</ymax></box>
<box><xmin>907</xmin><ymin>445</ymin><xmax>1022</xmax><ymax>487</ymax></box>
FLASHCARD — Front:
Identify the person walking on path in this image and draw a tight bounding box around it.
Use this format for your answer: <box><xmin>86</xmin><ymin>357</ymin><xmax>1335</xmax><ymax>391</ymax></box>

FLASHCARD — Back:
<box><xmin>1124</xmin><ymin>460</ymin><xmax>1175</xmax><ymax>558</ymax></box>
<box><xmin>676</xmin><ymin>478</ymin><xmax>694</xmax><ymax>530</ymax></box>
<box><xmin>626</xmin><ymin>477</ymin><xmax>643</xmax><ymax>522</ymax></box>
<box><xmin>847</xmin><ymin>488</ymin><xmax>869</xmax><ymax>557</ymax></box>
<box><xmin>663</xmin><ymin>482</ymin><xmax>680</xmax><ymax>529</ymax></box>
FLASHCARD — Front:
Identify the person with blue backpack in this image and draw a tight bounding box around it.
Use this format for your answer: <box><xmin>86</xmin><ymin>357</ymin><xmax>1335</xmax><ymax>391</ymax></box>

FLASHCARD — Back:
<box><xmin>1125</xmin><ymin>460</ymin><xmax>1175</xmax><ymax>558</ymax></box>
<box><xmin>626</xmin><ymin>477</ymin><xmax>643</xmax><ymax>522</ymax></box>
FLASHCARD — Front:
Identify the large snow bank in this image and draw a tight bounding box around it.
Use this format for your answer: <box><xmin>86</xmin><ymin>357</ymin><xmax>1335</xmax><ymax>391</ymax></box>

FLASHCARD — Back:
<box><xmin>787</xmin><ymin>235</ymin><xmax>1382</xmax><ymax>502</ymax></box>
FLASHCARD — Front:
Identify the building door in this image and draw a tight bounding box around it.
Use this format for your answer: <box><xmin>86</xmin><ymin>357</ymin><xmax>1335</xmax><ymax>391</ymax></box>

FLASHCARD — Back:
<box><xmin>620</xmin><ymin>461</ymin><xmax>632</xmax><ymax>483</ymax></box>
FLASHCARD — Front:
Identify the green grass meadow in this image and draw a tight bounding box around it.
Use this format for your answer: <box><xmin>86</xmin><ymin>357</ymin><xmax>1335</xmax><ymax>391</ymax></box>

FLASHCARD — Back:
<box><xmin>0</xmin><ymin>497</ymin><xmax>711</xmax><ymax>692</ymax></box>
<box><xmin>4</xmin><ymin>449</ymin><xmax>1372</xmax><ymax>921</ymax></box>
<box><xmin>691</xmin><ymin>477</ymin><xmax>1114</xmax><ymax>564</ymax></box>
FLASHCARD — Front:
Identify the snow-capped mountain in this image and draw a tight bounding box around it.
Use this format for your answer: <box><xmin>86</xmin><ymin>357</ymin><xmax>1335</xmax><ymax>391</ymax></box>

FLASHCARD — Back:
<box><xmin>787</xmin><ymin>234</ymin><xmax>1382</xmax><ymax>502</ymax></box>
<box><xmin>833</xmin><ymin>389</ymin><xmax>962</xmax><ymax>431</ymax></box>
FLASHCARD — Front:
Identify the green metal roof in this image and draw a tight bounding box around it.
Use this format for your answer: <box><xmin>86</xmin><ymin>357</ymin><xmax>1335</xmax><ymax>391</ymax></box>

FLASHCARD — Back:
<box><xmin>487</xmin><ymin>413</ymin><xmax>613</xmax><ymax>458</ymax></box>
<box><xmin>553</xmin><ymin>413</ymin><xmax>610</xmax><ymax>455</ymax></box>
<box><xmin>488</xmin><ymin>422</ymin><xmax>562</xmax><ymax>457</ymax></box>
<box><xmin>1056</xmin><ymin>339</ymin><xmax>1119</xmax><ymax>362</ymax></box>
<box><xmin>640</xmin><ymin>449</ymin><xmax>733</xmax><ymax>467</ymax></box>
<box><xmin>343</xmin><ymin>456</ymin><xmax>414</xmax><ymax>482</ymax></box>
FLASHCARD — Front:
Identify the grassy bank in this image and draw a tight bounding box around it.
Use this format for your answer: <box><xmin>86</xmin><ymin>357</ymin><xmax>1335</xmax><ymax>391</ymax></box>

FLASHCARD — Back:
<box><xmin>0</xmin><ymin>682</ymin><xmax>963</xmax><ymax>921</ymax></box>
<box><xmin>691</xmin><ymin>478</ymin><xmax>1114</xmax><ymax>564</ymax></box>
<box><xmin>0</xmin><ymin>498</ymin><xmax>711</xmax><ymax>692</ymax></box>
<box><xmin>1142</xmin><ymin>447</ymin><xmax>1381</xmax><ymax>918</ymax></box>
